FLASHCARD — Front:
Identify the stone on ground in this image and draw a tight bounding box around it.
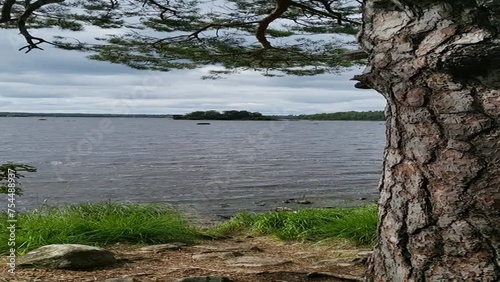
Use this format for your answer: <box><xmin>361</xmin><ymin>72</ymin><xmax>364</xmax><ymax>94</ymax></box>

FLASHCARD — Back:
<box><xmin>137</xmin><ymin>243</ymin><xmax>185</xmax><ymax>253</ymax></box>
<box><xmin>17</xmin><ymin>244</ymin><xmax>117</xmax><ymax>270</ymax></box>
<box><xmin>226</xmin><ymin>256</ymin><xmax>292</xmax><ymax>267</ymax></box>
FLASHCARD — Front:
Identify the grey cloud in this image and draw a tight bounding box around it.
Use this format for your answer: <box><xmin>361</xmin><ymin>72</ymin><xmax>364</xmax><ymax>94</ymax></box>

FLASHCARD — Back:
<box><xmin>0</xmin><ymin>29</ymin><xmax>385</xmax><ymax>115</ymax></box>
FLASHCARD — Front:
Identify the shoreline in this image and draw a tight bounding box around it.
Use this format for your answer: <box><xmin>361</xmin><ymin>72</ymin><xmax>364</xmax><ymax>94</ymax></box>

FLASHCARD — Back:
<box><xmin>168</xmin><ymin>194</ymin><xmax>378</xmax><ymax>225</ymax></box>
<box><xmin>16</xmin><ymin>194</ymin><xmax>378</xmax><ymax>226</ymax></box>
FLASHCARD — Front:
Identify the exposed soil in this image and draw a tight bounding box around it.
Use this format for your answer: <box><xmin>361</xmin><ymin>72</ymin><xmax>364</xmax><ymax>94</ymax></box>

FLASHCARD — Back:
<box><xmin>1</xmin><ymin>236</ymin><xmax>370</xmax><ymax>282</ymax></box>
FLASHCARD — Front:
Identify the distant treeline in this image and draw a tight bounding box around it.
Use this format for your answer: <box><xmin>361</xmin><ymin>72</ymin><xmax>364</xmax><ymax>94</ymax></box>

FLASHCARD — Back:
<box><xmin>172</xmin><ymin>110</ymin><xmax>277</xmax><ymax>120</ymax></box>
<box><xmin>0</xmin><ymin>112</ymin><xmax>171</xmax><ymax>118</ymax></box>
<box><xmin>0</xmin><ymin>111</ymin><xmax>385</xmax><ymax>121</ymax></box>
<box><xmin>298</xmin><ymin>111</ymin><xmax>385</xmax><ymax>121</ymax></box>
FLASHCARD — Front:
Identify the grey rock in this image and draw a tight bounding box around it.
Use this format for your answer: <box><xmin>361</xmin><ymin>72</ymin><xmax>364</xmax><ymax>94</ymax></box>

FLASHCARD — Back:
<box><xmin>137</xmin><ymin>243</ymin><xmax>185</xmax><ymax>253</ymax></box>
<box><xmin>226</xmin><ymin>256</ymin><xmax>292</xmax><ymax>267</ymax></box>
<box><xmin>248</xmin><ymin>246</ymin><xmax>264</xmax><ymax>252</ymax></box>
<box><xmin>18</xmin><ymin>244</ymin><xmax>116</xmax><ymax>270</ymax></box>
<box><xmin>174</xmin><ymin>276</ymin><xmax>234</xmax><ymax>282</ymax></box>
<box><xmin>273</xmin><ymin>207</ymin><xmax>294</xmax><ymax>212</ymax></box>
<box><xmin>296</xmin><ymin>199</ymin><xmax>312</xmax><ymax>205</ymax></box>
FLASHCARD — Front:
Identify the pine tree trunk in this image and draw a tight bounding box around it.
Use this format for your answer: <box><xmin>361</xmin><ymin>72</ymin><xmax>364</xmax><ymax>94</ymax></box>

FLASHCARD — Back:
<box><xmin>355</xmin><ymin>1</ymin><xmax>500</xmax><ymax>281</ymax></box>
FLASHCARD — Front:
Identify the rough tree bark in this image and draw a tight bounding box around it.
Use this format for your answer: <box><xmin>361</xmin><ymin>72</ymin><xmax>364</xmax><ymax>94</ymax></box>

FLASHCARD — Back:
<box><xmin>355</xmin><ymin>0</ymin><xmax>500</xmax><ymax>281</ymax></box>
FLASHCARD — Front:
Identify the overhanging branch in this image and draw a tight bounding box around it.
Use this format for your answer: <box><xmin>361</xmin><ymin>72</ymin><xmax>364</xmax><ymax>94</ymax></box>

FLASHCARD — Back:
<box><xmin>17</xmin><ymin>0</ymin><xmax>64</xmax><ymax>52</ymax></box>
<box><xmin>256</xmin><ymin>0</ymin><xmax>292</xmax><ymax>49</ymax></box>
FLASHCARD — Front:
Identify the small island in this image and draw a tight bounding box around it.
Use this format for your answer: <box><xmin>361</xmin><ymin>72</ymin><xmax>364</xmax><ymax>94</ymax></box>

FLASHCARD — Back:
<box><xmin>172</xmin><ymin>110</ymin><xmax>278</xmax><ymax>120</ymax></box>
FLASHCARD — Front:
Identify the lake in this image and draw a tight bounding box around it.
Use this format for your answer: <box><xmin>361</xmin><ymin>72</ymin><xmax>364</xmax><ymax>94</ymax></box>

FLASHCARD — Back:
<box><xmin>1</xmin><ymin>117</ymin><xmax>385</xmax><ymax>221</ymax></box>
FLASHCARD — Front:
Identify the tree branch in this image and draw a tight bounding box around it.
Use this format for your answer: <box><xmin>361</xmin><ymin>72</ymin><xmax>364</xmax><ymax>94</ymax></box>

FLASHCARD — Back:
<box><xmin>145</xmin><ymin>0</ymin><xmax>177</xmax><ymax>19</ymax></box>
<box><xmin>256</xmin><ymin>0</ymin><xmax>292</xmax><ymax>49</ymax></box>
<box><xmin>313</xmin><ymin>0</ymin><xmax>342</xmax><ymax>24</ymax></box>
<box><xmin>290</xmin><ymin>0</ymin><xmax>361</xmax><ymax>25</ymax></box>
<box><xmin>0</xmin><ymin>0</ymin><xmax>16</xmax><ymax>23</ymax></box>
<box><xmin>188</xmin><ymin>20</ymin><xmax>261</xmax><ymax>40</ymax></box>
<box><xmin>17</xmin><ymin>0</ymin><xmax>64</xmax><ymax>53</ymax></box>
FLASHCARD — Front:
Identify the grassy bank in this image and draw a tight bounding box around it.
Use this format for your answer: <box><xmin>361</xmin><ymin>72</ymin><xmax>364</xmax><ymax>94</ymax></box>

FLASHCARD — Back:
<box><xmin>209</xmin><ymin>205</ymin><xmax>378</xmax><ymax>245</ymax></box>
<box><xmin>1</xmin><ymin>202</ymin><xmax>377</xmax><ymax>255</ymax></box>
<box><xmin>0</xmin><ymin>202</ymin><xmax>198</xmax><ymax>255</ymax></box>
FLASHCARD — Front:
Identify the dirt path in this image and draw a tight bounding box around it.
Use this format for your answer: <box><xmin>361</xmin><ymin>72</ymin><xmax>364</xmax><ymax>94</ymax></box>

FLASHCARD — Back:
<box><xmin>2</xmin><ymin>236</ymin><xmax>370</xmax><ymax>282</ymax></box>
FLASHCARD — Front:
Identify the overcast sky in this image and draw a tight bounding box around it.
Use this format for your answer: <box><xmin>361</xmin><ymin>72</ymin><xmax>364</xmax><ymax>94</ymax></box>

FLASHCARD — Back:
<box><xmin>0</xmin><ymin>27</ymin><xmax>386</xmax><ymax>115</ymax></box>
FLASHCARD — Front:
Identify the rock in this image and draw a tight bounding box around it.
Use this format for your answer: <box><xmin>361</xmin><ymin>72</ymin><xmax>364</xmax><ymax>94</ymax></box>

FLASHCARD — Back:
<box><xmin>273</xmin><ymin>207</ymin><xmax>294</xmax><ymax>212</ymax></box>
<box><xmin>137</xmin><ymin>243</ymin><xmax>185</xmax><ymax>253</ymax></box>
<box><xmin>248</xmin><ymin>246</ymin><xmax>264</xmax><ymax>252</ymax></box>
<box><xmin>102</xmin><ymin>278</ymin><xmax>139</xmax><ymax>282</ymax></box>
<box><xmin>296</xmin><ymin>199</ymin><xmax>312</xmax><ymax>205</ymax></box>
<box><xmin>191</xmin><ymin>245</ymin><xmax>221</xmax><ymax>251</ymax></box>
<box><xmin>18</xmin><ymin>244</ymin><xmax>117</xmax><ymax>270</ymax></box>
<box><xmin>226</xmin><ymin>256</ymin><xmax>292</xmax><ymax>267</ymax></box>
<box><xmin>192</xmin><ymin>252</ymin><xmax>244</xmax><ymax>260</ymax></box>
<box><xmin>216</xmin><ymin>214</ymin><xmax>232</xmax><ymax>220</ymax></box>
<box><xmin>358</xmin><ymin>197</ymin><xmax>367</xmax><ymax>200</ymax></box>
<box><xmin>174</xmin><ymin>276</ymin><xmax>235</xmax><ymax>282</ymax></box>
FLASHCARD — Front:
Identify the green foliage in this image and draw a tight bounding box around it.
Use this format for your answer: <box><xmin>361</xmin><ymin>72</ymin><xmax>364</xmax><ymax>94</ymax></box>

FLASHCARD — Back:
<box><xmin>299</xmin><ymin>111</ymin><xmax>386</xmax><ymax>121</ymax></box>
<box><xmin>0</xmin><ymin>163</ymin><xmax>36</xmax><ymax>195</ymax></box>
<box><xmin>172</xmin><ymin>110</ymin><xmax>277</xmax><ymax>120</ymax></box>
<box><xmin>0</xmin><ymin>0</ymin><xmax>366</xmax><ymax>76</ymax></box>
<box><xmin>208</xmin><ymin>205</ymin><xmax>378</xmax><ymax>245</ymax></box>
<box><xmin>0</xmin><ymin>202</ymin><xmax>198</xmax><ymax>255</ymax></box>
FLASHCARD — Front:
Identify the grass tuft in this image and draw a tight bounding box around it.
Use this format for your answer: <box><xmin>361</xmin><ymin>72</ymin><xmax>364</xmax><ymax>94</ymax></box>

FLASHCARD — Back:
<box><xmin>207</xmin><ymin>205</ymin><xmax>378</xmax><ymax>245</ymax></box>
<box><xmin>0</xmin><ymin>202</ymin><xmax>198</xmax><ymax>255</ymax></box>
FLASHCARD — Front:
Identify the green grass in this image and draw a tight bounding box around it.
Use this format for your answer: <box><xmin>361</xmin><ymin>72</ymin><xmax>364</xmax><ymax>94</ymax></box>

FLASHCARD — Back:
<box><xmin>207</xmin><ymin>205</ymin><xmax>378</xmax><ymax>245</ymax></box>
<box><xmin>1</xmin><ymin>202</ymin><xmax>378</xmax><ymax>255</ymax></box>
<box><xmin>0</xmin><ymin>202</ymin><xmax>198</xmax><ymax>255</ymax></box>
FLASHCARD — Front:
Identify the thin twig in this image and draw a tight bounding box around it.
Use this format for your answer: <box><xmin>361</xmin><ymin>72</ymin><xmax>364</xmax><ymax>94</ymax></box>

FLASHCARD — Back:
<box><xmin>290</xmin><ymin>0</ymin><xmax>361</xmax><ymax>25</ymax></box>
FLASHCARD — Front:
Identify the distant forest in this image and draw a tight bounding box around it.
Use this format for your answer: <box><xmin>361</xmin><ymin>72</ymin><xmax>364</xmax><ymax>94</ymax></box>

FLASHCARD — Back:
<box><xmin>172</xmin><ymin>110</ymin><xmax>277</xmax><ymax>120</ymax></box>
<box><xmin>0</xmin><ymin>111</ymin><xmax>385</xmax><ymax>121</ymax></box>
<box><xmin>298</xmin><ymin>111</ymin><xmax>385</xmax><ymax>121</ymax></box>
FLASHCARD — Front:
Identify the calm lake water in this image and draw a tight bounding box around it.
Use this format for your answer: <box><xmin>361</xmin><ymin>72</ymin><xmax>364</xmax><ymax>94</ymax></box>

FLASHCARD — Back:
<box><xmin>1</xmin><ymin>117</ymin><xmax>385</xmax><ymax>220</ymax></box>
